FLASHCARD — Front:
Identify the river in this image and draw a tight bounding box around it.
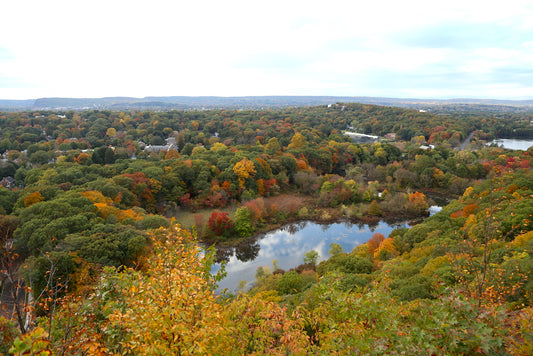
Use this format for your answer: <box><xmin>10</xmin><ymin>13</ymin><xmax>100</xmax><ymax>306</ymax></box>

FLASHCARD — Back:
<box><xmin>212</xmin><ymin>206</ymin><xmax>442</xmax><ymax>293</ymax></box>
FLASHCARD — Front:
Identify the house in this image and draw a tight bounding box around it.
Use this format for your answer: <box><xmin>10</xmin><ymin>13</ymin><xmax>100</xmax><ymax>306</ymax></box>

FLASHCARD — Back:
<box><xmin>0</xmin><ymin>176</ymin><xmax>16</xmax><ymax>188</ymax></box>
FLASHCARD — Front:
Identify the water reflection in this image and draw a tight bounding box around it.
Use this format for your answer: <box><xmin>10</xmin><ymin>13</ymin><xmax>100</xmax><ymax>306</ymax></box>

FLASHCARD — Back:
<box><xmin>234</xmin><ymin>241</ymin><xmax>260</xmax><ymax>262</ymax></box>
<box><xmin>214</xmin><ymin>219</ymin><xmax>409</xmax><ymax>293</ymax></box>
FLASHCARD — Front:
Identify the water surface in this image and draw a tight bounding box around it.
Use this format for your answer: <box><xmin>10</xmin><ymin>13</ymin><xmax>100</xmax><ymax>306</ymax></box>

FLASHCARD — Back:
<box><xmin>490</xmin><ymin>138</ymin><xmax>533</xmax><ymax>151</ymax></box>
<box><xmin>213</xmin><ymin>219</ymin><xmax>409</xmax><ymax>293</ymax></box>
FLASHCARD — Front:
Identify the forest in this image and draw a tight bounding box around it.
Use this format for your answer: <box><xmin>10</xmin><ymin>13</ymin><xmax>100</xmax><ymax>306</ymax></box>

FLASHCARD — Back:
<box><xmin>0</xmin><ymin>103</ymin><xmax>532</xmax><ymax>354</ymax></box>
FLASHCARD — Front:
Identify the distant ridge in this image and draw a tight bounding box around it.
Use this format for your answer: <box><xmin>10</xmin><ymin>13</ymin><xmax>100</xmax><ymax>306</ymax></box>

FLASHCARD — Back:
<box><xmin>1</xmin><ymin>95</ymin><xmax>532</xmax><ymax>111</ymax></box>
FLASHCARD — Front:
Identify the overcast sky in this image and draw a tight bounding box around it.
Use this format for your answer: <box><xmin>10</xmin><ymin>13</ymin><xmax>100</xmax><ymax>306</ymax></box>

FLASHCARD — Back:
<box><xmin>1</xmin><ymin>0</ymin><xmax>532</xmax><ymax>100</ymax></box>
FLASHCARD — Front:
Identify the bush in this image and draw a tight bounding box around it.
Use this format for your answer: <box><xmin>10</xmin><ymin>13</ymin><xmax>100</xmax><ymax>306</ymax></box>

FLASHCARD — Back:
<box><xmin>317</xmin><ymin>253</ymin><xmax>373</xmax><ymax>276</ymax></box>
<box><xmin>276</xmin><ymin>271</ymin><xmax>312</xmax><ymax>295</ymax></box>
<box><xmin>139</xmin><ymin>215</ymin><xmax>170</xmax><ymax>230</ymax></box>
<box><xmin>208</xmin><ymin>210</ymin><xmax>234</xmax><ymax>237</ymax></box>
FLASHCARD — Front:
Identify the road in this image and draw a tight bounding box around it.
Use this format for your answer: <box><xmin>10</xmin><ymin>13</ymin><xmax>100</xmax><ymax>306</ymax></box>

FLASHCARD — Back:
<box><xmin>457</xmin><ymin>131</ymin><xmax>475</xmax><ymax>150</ymax></box>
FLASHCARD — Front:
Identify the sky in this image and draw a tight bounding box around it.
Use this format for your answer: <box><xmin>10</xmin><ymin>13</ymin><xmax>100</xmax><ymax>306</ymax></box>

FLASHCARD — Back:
<box><xmin>1</xmin><ymin>0</ymin><xmax>532</xmax><ymax>100</ymax></box>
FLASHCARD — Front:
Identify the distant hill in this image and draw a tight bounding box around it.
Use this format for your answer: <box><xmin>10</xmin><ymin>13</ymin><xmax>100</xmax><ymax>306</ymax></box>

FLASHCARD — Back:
<box><xmin>1</xmin><ymin>95</ymin><xmax>532</xmax><ymax>111</ymax></box>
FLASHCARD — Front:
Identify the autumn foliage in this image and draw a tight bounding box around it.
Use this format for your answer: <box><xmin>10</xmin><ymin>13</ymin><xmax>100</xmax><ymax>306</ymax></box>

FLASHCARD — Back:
<box><xmin>207</xmin><ymin>210</ymin><xmax>233</xmax><ymax>236</ymax></box>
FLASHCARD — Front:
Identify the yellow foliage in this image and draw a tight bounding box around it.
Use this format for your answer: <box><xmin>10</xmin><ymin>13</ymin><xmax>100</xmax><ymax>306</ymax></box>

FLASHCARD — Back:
<box><xmin>288</xmin><ymin>132</ymin><xmax>307</xmax><ymax>149</ymax></box>
<box><xmin>81</xmin><ymin>190</ymin><xmax>113</xmax><ymax>205</ymax></box>
<box><xmin>373</xmin><ymin>237</ymin><xmax>397</xmax><ymax>259</ymax></box>
<box><xmin>233</xmin><ymin>157</ymin><xmax>256</xmax><ymax>188</ymax></box>
<box><xmin>420</xmin><ymin>256</ymin><xmax>451</xmax><ymax>276</ymax></box>
<box><xmin>106</xmin><ymin>225</ymin><xmax>231</xmax><ymax>354</ymax></box>
<box><xmin>210</xmin><ymin>142</ymin><xmax>228</xmax><ymax>153</ymax></box>
<box><xmin>463</xmin><ymin>186</ymin><xmax>474</xmax><ymax>197</ymax></box>
<box><xmin>352</xmin><ymin>243</ymin><xmax>371</xmax><ymax>257</ymax></box>
<box><xmin>433</xmin><ymin>168</ymin><xmax>444</xmax><ymax>178</ymax></box>
<box><xmin>406</xmin><ymin>245</ymin><xmax>434</xmax><ymax>264</ymax></box>
<box><xmin>513</xmin><ymin>231</ymin><xmax>533</xmax><ymax>247</ymax></box>
<box><xmin>105</xmin><ymin>127</ymin><xmax>117</xmax><ymax>137</ymax></box>
<box><xmin>83</xmin><ymin>190</ymin><xmax>142</xmax><ymax>222</ymax></box>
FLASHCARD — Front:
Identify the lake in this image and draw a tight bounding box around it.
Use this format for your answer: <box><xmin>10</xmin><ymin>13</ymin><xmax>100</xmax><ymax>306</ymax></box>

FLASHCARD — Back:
<box><xmin>213</xmin><ymin>206</ymin><xmax>443</xmax><ymax>293</ymax></box>
<box><xmin>213</xmin><ymin>218</ymin><xmax>416</xmax><ymax>293</ymax></box>
<box><xmin>490</xmin><ymin>138</ymin><xmax>533</xmax><ymax>151</ymax></box>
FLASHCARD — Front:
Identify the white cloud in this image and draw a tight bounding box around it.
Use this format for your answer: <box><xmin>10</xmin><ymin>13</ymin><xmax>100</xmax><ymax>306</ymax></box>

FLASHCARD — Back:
<box><xmin>0</xmin><ymin>0</ymin><xmax>532</xmax><ymax>99</ymax></box>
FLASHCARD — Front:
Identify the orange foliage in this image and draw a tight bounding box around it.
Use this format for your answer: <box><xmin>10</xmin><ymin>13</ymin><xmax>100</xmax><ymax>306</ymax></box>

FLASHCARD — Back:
<box><xmin>245</xmin><ymin>198</ymin><xmax>266</xmax><ymax>221</ymax></box>
<box><xmin>83</xmin><ymin>190</ymin><xmax>142</xmax><ymax>222</ymax></box>
<box><xmin>462</xmin><ymin>203</ymin><xmax>479</xmax><ymax>216</ymax></box>
<box><xmin>221</xmin><ymin>181</ymin><xmax>232</xmax><ymax>195</ymax></box>
<box><xmin>257</xmin><ymin>179</ymin><xmax>265</xmax><ymax>196</ymax></box>
<box><xmin>367</xmin><ymin>232</ymin><xmax>385</xmax><ymax>255</ymax></box>
<box><xmin>74</xmin><ymin>152</ymin><xmax>91</xmax><ymax>164</ymax></box>
<box><xmin>81</xmin><ymin>190</ymin><xmax>113</xmax><ymax>205</ymax></box>
<box><xmin>296</xmin><ymin>159</ymin><xmax>307</xmax><ymax>170</ymax></box>
<box><xmin>408</xmin><ymin>191</ymin><xmax>428</xmax><ymax>210</ymax></box>
<box><xmin>450</xmin><ymin>210</ymin><xmax>464</xmax><ymax>219</ymax></box>
<box><xmin>24</xmin><ymin>191</ymin><xmax>44</xmax><ymax>207</ymax></box>
<box><xmin>373</xmin><ymin>237</ymin><xmax>397</xmax><ymax>259</ymax></box>
<box><xmin>164</xmin><ymin>149</ymin><xmax>179</xmax><ymax>159</ymax></box>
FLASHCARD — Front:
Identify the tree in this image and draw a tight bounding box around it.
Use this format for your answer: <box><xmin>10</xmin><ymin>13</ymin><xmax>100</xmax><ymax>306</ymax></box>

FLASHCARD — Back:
<box><xmin>23</xmin><ymin>191</ymin><xmax>44</xmax><ymax>207</ymax></box>
<box><xmin>407</xmin><ymin>191</ymin><xmax>429</xmax><ymax>213</ymax></box>
<box><xmin>106</xmin><ymin>127</ymin><xmax>117</xmax><ymax>138</ymax></box>
<box><xmin>367</xmin><ymin>200</ymin><xmax>382</xmax><ymax>216</ymax></box>
<box><xmin>329</xmin><ymin>243</ymin><xmax>344</xmax><ymax>257</ymax></box>
<box><xmin>208</xmin><ymin>210</ymin><xmax>233</xmax><ymax>237</ymax></box>
<box><xmin>44</xmin><ymin>225</ymin><xmax>231</xmax><ymax>355</ymax></box>
<box><xmin>164</xmin><ymin>149</ymin><xmax>179</xmax><ymax>159</ymax></box>
<box><xmin>233</xmin><ymin>157</ymin><xmax>256</xmax><ymax>188</ymax></box>
<box><xmin>265</xmin><ymin>137</ymin><xmax>281</xmax><ymax>154</ymax></box>
<box><xmin>288</xmin><ymin>132</ymin><xmax>307</xmax><ymax>149</ymax></box>
<box><xmin>234</xmin><ymin>206</ymin><xmax>254</xmax><ymax>237</ymax></box>
<box><xmin>303</xmin><ymin>250</ymin><xmax>319</xmax><ymax>266</ymax></box>
<box><xmin>367</xmin><ymin>232</ymin><xmax>385</xmax><ymax>256</ymax></box>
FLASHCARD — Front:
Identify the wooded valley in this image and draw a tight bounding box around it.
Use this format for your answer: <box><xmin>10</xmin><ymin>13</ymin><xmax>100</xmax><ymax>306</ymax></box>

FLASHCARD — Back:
<box><xmin>1</xmin><ymin>103</ymin><xmax>532</xmax><ymax>354</ymax></box>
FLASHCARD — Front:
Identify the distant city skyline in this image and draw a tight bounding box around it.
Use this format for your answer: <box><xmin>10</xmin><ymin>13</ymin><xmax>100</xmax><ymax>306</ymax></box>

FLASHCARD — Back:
<box><xmin>1</xmin><ymin>0</ymin><xmax>532</xmax><ymax>100</ymax></box>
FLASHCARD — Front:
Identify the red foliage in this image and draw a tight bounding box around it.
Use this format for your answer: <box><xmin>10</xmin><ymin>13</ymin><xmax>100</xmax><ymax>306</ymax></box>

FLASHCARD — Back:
<box><xmin>244</xmin><ymin>198</ymin><xmax>267</xmax><ymax>221</ymax></box>
<box><xmin>179</xmin><ymin>193</ymin><xmax>193</xmax><ymax>207</ymax></box>
<box><xmin>208</xmin><ymin>210</ymin><xmax>233</xmax><ymax>236</ymax></box>
<box><xmin>263</xmin><ymin>178</ymin><xmax>278</xmax><ymax>194</ymax></box>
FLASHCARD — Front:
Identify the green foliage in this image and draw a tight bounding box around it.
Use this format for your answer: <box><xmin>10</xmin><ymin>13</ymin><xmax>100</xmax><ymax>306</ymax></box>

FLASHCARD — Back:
<box><xmin>9</xmin><ymin>327</ymin><xmax>50</xmax><ymax>355</ymax></box>
<box><xmin>233</xmin><ymin>206</ymin><xmax>254</xmax><ymax>237</ymax></box>
<box><xmin>329</xmin><ymin>242</ymin><xmax>344</xmax><ymax>256</ymax></box>
<box><xmin>276</xmin><ymin>271</ymin><xmax>314</xmax><ymax>295</ymax></box>
<box><xmin>303</xmin><ymin>250</ymin><xmax>319</xmax><ymax>266</ymax></box>
<box><xmin>139</xmin><ymin>214</ymin><xmax>169</xmax><ymax>230</ymax></box>
<box><xmin>317</xmin><ymin>253</ymin><xmax>373</xmax><ymax>276</ymax></box>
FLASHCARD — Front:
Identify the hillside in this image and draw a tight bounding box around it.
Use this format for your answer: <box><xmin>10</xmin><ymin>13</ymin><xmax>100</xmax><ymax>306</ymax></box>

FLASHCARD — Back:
<box><xmin>1</xmin><ymin>95</ymin><xmax>533</xmax><ymax>112</ymax></box>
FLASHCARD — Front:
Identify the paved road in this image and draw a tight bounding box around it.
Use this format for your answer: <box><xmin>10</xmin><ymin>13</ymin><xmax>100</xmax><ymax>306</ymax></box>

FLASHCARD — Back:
<box><xmin>457</xmin><ymin>131</ymin><xmax>475</xmax><ymax>150</ymax></box>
